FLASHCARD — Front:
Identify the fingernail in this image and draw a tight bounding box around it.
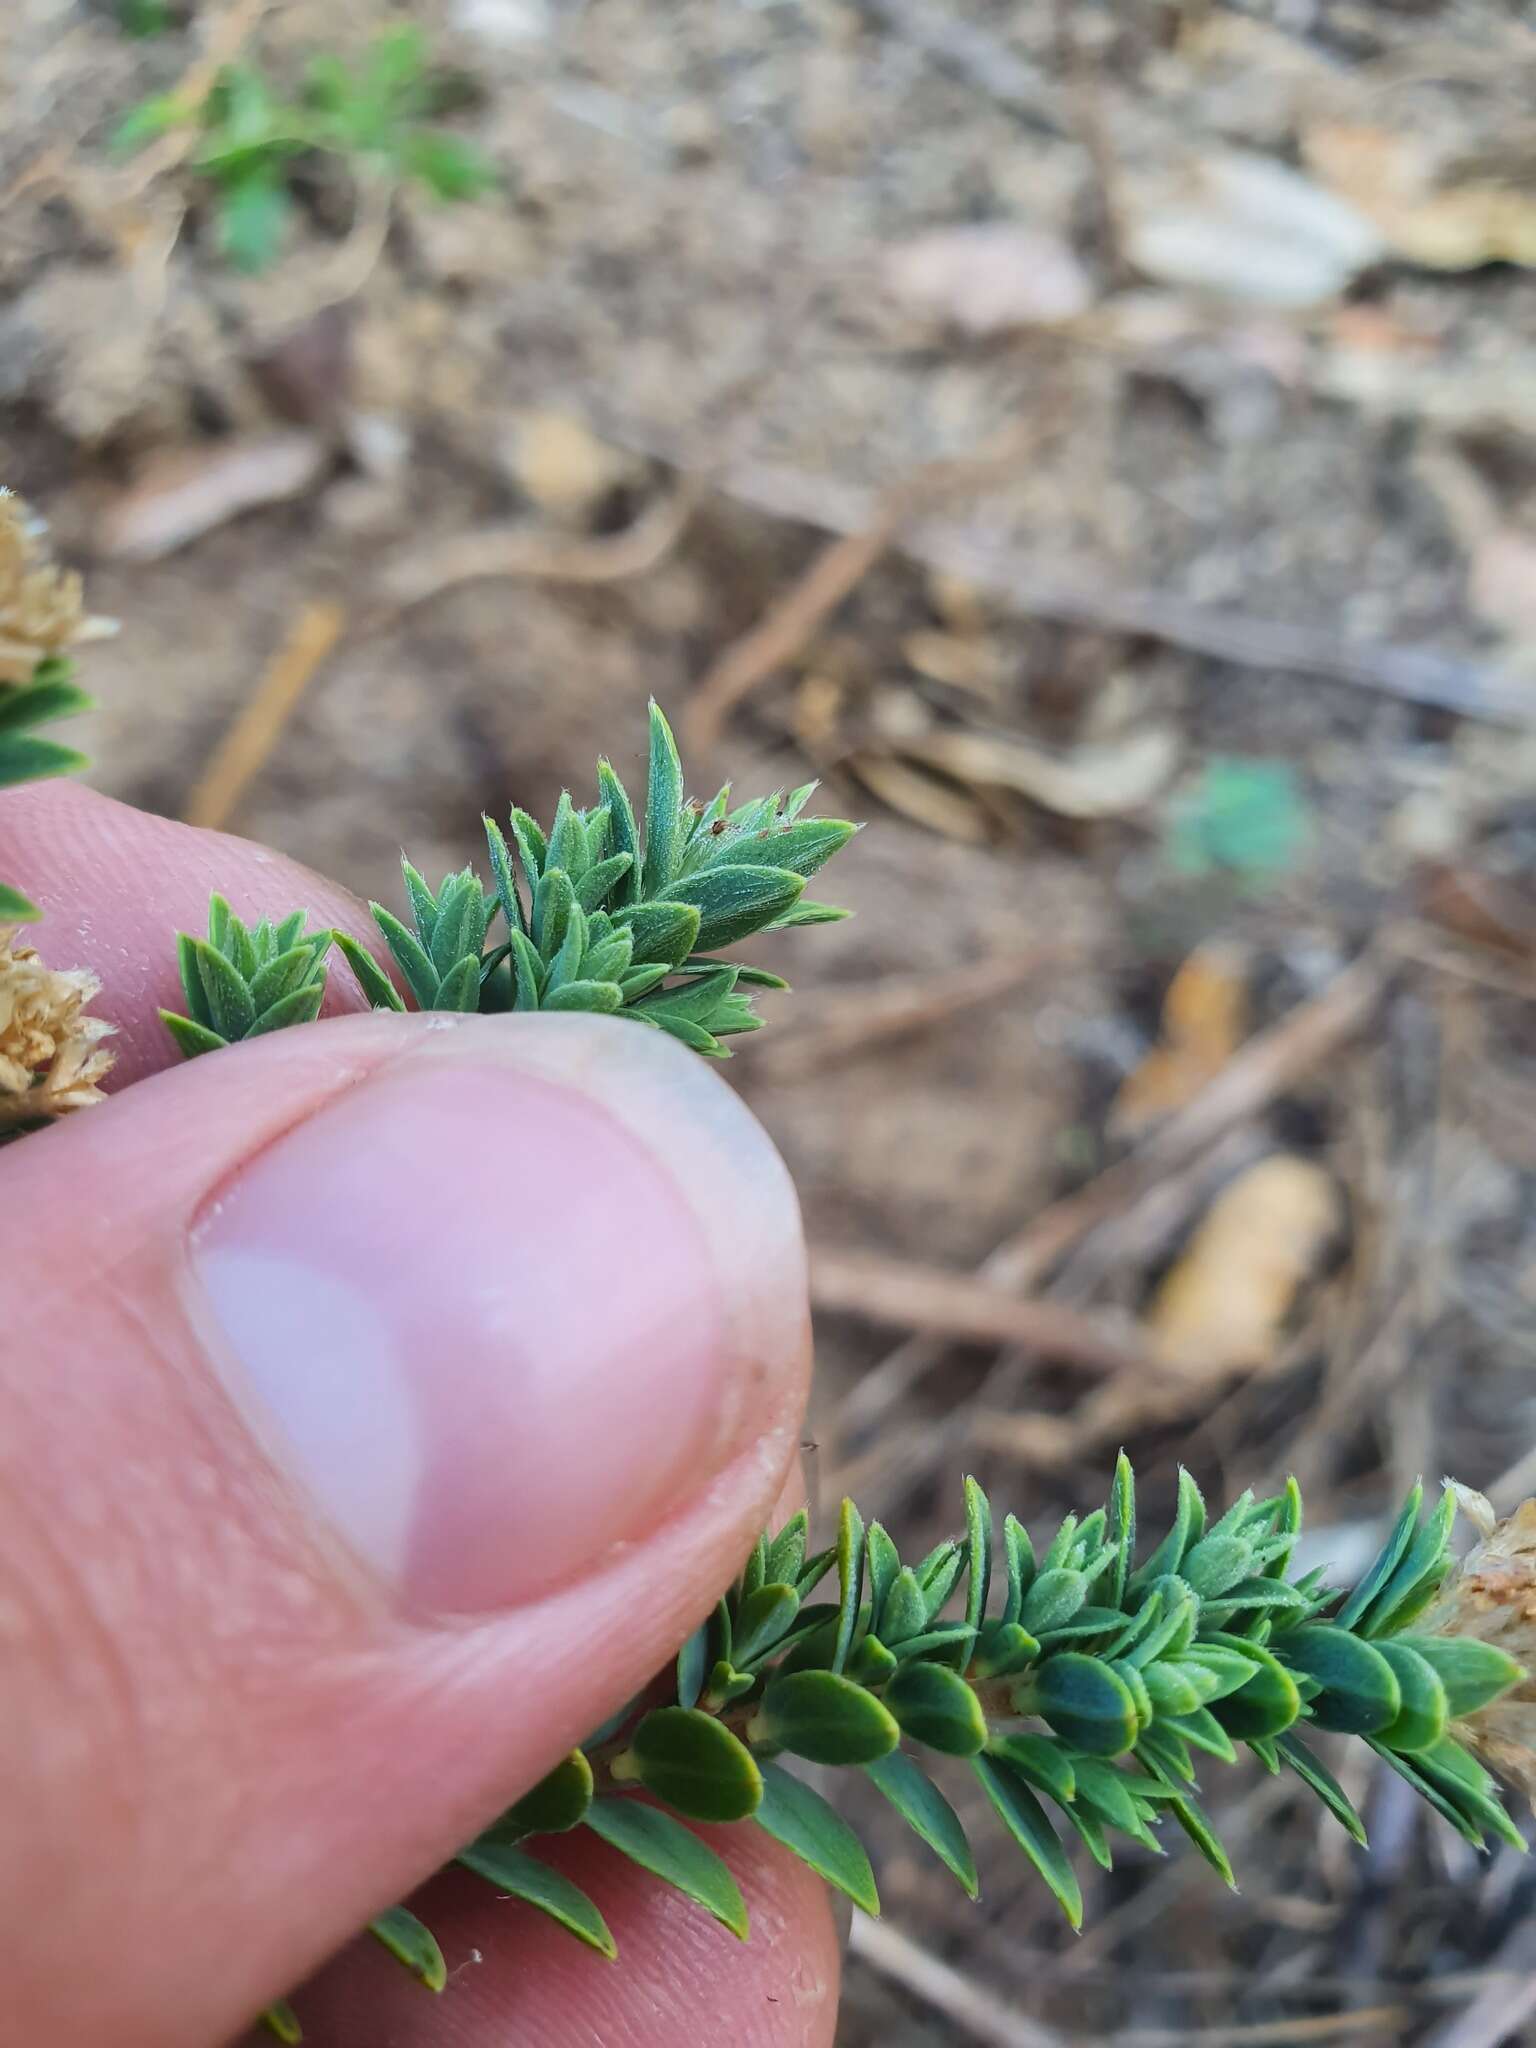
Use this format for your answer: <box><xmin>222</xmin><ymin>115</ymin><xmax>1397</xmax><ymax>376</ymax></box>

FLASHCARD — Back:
<box><xmin>188</xmin><ymin>1017</ymin><xmax>806</xmax><ymax>1615</ymax></box>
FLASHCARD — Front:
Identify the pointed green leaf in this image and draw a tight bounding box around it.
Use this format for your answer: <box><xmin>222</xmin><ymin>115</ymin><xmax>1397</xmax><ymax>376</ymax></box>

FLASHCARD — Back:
<box><xmin>753</xmin><ymin>1761</ymin><xmax>879</xmax><ymax>1916</ymax></box>
<box><xmin>597</xmin><ymin>760</ymin><xmax>641</xmax><ymax>908</ymax></box>
<box><xmin>0</xmin><ymin>734</ymin><xmax>88</xmax><ymax>788</ymax></box>
<box><xmin>767</xmin><ymin>1509</ymin><xmax>809</xmax><ymax>1587</ymax></box>
<box><xmin>584</xmin><ymin>1798</ymin><xmax>749</xmax><ymax>1938</ymax></box>
<box><xmin>884</xmin><ymin>1661</ymin><xmax>988</xmax><ymax>1756</ymax></box>
<box><xmin>334</xmin><ymin>931</ymin><xmax>405</xmax><ymax>1012</ymax></box>
<box><xmin>507</xmin><ymin>805</ymin><xmax>548</xmax><ymax>886</ymax></box>
<box><xmin>191</xmin><ymin>936</ymin><xmax>256</xmax><ymax>1041</ymax></box>
<box><xmin>647</xmin><ymin>1012</ymin><xmax>724</xmax><ymax>1055</ymax></box>
<box><xmin>400</xmin><ymin>858</ymin><xmax>438</xmax><ymax>940</ymax></box>
<box><xmin>0</xmin><ymin>675</ymin><xmax>91</xmax><ymax>732</ymax></box>
<box><xmin>489</xmin><ymin>1751</ymin><xmax>595</xmax><ymax>1840</ymax></box>
<box><xmin>161</xmin><ymin>1009</ymin><xmax>228</xmax><ymax>1059</ymax></box>
<box><xmin>1376</xmin><ymin>1640</ymin><xmax>1449</xmax><ymax>1754</ymax></box>
<box><xmin>1161</xmin><ymin>1786</ymin><xmax>1235</xmax><ymax>1887</ymax></box>
<box><xmin>369</xmin><ymin>1905</ymin><xmax>447</xmax><ymax>1992</ymax></box>
<box><xmin>1001</xmin><ymin>1514</ymin><xmax>1035</xmax><ymax>1626</ymax></box>
<box><xmin>507</xmin><ymin>927</ymin><xmax>544</xmax><ymax>1011</ymax></box>
<box><xmin>259</xmin><ymin>2000</ymin><xmax>303</xmax><ymax>2042</ymax></box>
<box><xmin>642</xmin><ymin>701</ymin><xmax>686</xmax><ymax>896</ymax></box>
<box><xmin>881</xmin><ymin>1568</ymin><xmax>929</xmax><ymax>1647</ymax></box>
<box><xmin>1021</xmin><ymin>1569</ymin><xmax>1088</xmax><ymax>1637</ymax></box>
<box><xmin>1142</xmin><ymin>1661</ymin><xmax>1206</xmax><ymax>1719</ymax></box>
<box><xmin>1106</xmin><ymin>1452</ymin><xmax>1136</xmax><ymax>1607</ymax></box>
<box><xmin>962</xmin><ymin>1475</ymin><xmax>992</xmax><ymax>1632</ymax></box>
<box><xmin>987</xmin><ymin>1732</ymin><xmax>1075</xmax><ymax>1806</ymax></box>
<box><xmin>0</xmin><ymin>881</ymin><xmax>39</xmax><ymax>920</ymax></box>
<box><xmin>546</xmin><ymin>791</ymin><xmax>588</xmax><ymax>883</ymax></box>
<box><xmin>483</xmin><ymin>817</ymin><xmax>527</xmax><ymax>936</ymax></box>
<box><xmin>428</xmin><ymin>874</ymin><xmax>486</xmax><ymax>980</ymax></box>
<box><xmin>1130</xmin><ymin>1469</ymin><xmax>1205</xmax><ymax>1591</ymax></box>
<box><xmin>1164</xmin><ymin>1707</ymin><xmax>1237</xmax><ymax>1763</ymax></box>
<box><xmin>672</xmin><ymin>864</ymin><xmax>804</xmax><ymax>952</ymax></box>
<box><xmin>971</xmin><ymin>1619</ymin><xmax>1042</xmax><ymax>1679</ymax></box>
<box><xmin>532</xmin><ymin>866</ymin><xmax>575</xmax><ymax>960</ymax></box>
<box><xmin>1359</xmin><ymin>1485</ymin><xmax>1456</xmax><ymax>1638</ymax></box>
<box><xmin>1274</xmin><ymin>1732</ymin><xmax>1367</xmax><ymax>1844</ymax></box>
<box><xmin>864</xmin><ymin>1523</ymin><xmax>901</xmax><ymax>1634</ymax></box>
<box><xmin>766</xmin><ymin>899</ymin><xmax>849</xmax><ymax>929</ymax></box>
<box><xmin>972</xmin><ymin>1754</ymin><xmax>1083</xmax><ymax>1929</ymax></box>
<box><xmin>865</xmin><ymin>1750</ymin><xmax>978</xmax><ymax>1897</ymax></box>
<box><xmin>1180</xmin><ymin>1533</ymin><xmax>1254</xmax><ymax>1600</ymax></box>
<box><xmin>617</xmin><ymin>900</ymin><xmax>702</xmax><ymax>969</ymax></box>
<box><xmin>372</xmin><ymin>905</ymin><xmax>438</xmax><ymax>1008</ymax></box>
<box><xmin>432</xmin><ymin>953</ymin><xmax>482</xmax><ymax>1013</ymax></box>
<box><xmin>249</xmin><ymin>940</ymin><xmax>330</xmax><ymax>1012</ymax></box>
<box><xmin>1366</xmin><ymin>1739</ymin><xmax>1488</xmax><ymax>1849</ymax></box>
<box><xmin>847</xmin><ymin>1635</ymin><xmax>897</xmax><ymax>1686</ymax></box>
<box><xmin>621</xmin><ymin>1707</ymin><xmax>762</xmax><ymax>1822</ymax></box>
<box><xmin>755</xmin><ymin>1670</ymin><xmax>898</xmax><ymax>1766</ymax></box>
<box><xmin>457</xmin><ymin>1843</ymin><xmax>616</xmax><ymax>1957</ymax></box>
<box><xmin>1279</xmin><ymin>1626</ymin><xmax>1402</xmax><ymax>1735</ymax></box>
<box><xmin>709</xmin><ymin>817</ymin><xmax>858</xmax><ymax>880</ymax></box>
<box><xmin>544</xmin><ymin>979</ymin><xmax>624</xmax><ymax>1014</ymax></box>
<box><xmin>831</xmin><ymin>1498</ymin><xmax>865</xmax><ymax>1677</ymax></box>
<box><xmin>732</xmin><ymin>1583</ymin><xmax>801</xmax><ymax>1667</ymax></box>
<box><xmin>248</xmin><ymin>983</ymin><xmax>327</xmax><ymax>1037</ymax></box>
<box><xmin>1334</xmin><ymin>1482</ymin><xmax>1424</xmax><ymax>1630</ymax></box>
<box><xmin>1399</xmin><ymin>1635</ymin><xmax>1525</xmax><ymax>1718</ymax></box>
<box><xmin>575</xmin><ymin>852</ymin><xmax>634</xmax><ymax>912</ymax></box>
<box><xmin>1028</xmin><ymin>1654</ymin><xmax>1139</xmax><ymax>1757</ymax></box>
<box><xmin>1072</xmin><ymin>1758</ymin><xmax>1165</xmax><ymax>1840</ymax></box>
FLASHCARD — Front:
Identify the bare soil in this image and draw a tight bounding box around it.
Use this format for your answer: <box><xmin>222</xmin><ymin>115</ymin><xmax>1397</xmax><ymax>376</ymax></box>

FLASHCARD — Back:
<box><xmin>8</xmin><ymin>1</ymin><xmax>1536</xmax><ymax>2039</ymax></box>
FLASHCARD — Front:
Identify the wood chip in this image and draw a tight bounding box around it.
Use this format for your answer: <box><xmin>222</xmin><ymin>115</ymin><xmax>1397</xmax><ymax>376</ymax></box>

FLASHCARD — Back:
<box><xmin>98</xmin><ymin>433</ymin><xmax>329</xmax><ymax>560</ymax></box>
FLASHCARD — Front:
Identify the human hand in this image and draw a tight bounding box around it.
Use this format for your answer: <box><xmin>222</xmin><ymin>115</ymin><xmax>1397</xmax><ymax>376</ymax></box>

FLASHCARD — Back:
<box><xmin>1</xmin><ymin>783</ymin><xmax>840</xmax><ymax>2047</ymax></box>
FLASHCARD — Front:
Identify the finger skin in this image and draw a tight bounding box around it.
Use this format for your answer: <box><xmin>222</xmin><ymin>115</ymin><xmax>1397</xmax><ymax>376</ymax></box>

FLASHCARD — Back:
<box><xmin>0</xmin><ymin>786</ymin><xmax>834</xmax><ymax>2047</ymax></box>
<box><xmin>0</xmin><ymin>780</ymin><xmax>389</xmax><ymax>1084</ymax></box>
<box><xmin>268</xmin><ymin>1829</ymin><xmax>840</xmax><ymax>2048</ymax></box>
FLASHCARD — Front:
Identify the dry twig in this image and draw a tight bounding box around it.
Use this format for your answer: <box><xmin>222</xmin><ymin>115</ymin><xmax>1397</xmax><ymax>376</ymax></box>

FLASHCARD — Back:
<box><xmin>684</xmin><ymin>427</ymin><xmax>1047</xmax><ymax>756</ymax></box>
<box><xmin>810</xmin><ymin>1248</ymin><xmax>1169</xmax><ymax>1376</ymax></box>
<box><xmin>183</xmin><ymin>599</ymin><xmax>345</xmax><ymax>831</ymax></box>
<box><xmin>847</xmin><ymin>1917</ymin><xmax>1068</xmax><ymax>2048</ymax></box>
<box><xmin>372</xmin><ymin>479</ymin><xmax>704</xmax><ymax>617</ymax></box>
<box><xmin>593</xmin><ymin>431</ymin><xmax>1523</xmax><ymax>727</ymax></box>
<box><xmin>755</xmin><ymin>952</ymin><xmax>1056</xmax><ymax>1082</ymax></box>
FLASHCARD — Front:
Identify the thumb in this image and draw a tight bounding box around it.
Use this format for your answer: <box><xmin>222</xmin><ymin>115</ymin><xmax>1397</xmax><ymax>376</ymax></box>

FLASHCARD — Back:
<box><xmin>2</xmin><ymin>1009</ymin><xmax>810</xmax><ymax>2046</ymax></box>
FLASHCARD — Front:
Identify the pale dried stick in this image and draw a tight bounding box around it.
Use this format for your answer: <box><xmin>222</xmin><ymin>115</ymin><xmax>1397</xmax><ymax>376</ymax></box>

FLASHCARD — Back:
<box><xmin>184</xmin><ymin>600</ymin><xmax>345</xmax><ymax>831</ymax></box>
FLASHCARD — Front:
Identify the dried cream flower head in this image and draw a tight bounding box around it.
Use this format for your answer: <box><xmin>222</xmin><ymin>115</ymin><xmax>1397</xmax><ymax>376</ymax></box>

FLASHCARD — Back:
<box><xmin>0</xmin><ymin>930</ymin><xmax>116</xmax><ymax>1128</ymax></box>
<box><xmin>0</xmin><ymin>489</ymin><xmax>116</xmax><ymax>687</ymax></box>
<box><xmin>1424</xmin><ymin>1484</ymin><xmax>1536</xmax><ymax>1808</ymax></box>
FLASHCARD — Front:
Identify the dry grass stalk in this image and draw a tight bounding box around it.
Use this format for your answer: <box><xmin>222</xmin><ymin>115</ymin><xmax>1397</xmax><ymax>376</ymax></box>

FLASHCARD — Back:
<box><xmin>183</xmin><ymin>600</ymin><xmax>346</xmax><ymax>832</ymax></box>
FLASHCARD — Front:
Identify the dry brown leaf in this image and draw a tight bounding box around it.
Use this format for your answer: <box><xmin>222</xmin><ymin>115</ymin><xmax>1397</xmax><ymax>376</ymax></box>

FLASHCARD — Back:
<box><xmin>883</xmin><ymin>224</ymin><xmax>1095</xmax><ymax>335</ymax></box>
<box><xmin>850</xmin><ymin>752</ymin><xmax>992</xmax><ymax>844</ymax></box>
<box><xmin>901</xmin><ymin>628</ymin><xmax>1007</xmax><ymax>700</ymax></box>
<box><xmin>1145</xmin><ymin>1153</ymin><xmax>1342</xmax><ymax>1377</ymax></box>
<box><xmin>1305</xmin><ymin>122</ymin><xmax>1536</xmax><ymax>271</ymax></box>
<box><xmin>1419</xmin><ymin>863</ymin><xmax>1536</xmax><ymax>963</ymax></box>
<box><xmin>1121</xmin><ymin>149</ymin><xmax>1383</xmax><ymax>307</ymax></box>
<box><xmin>98</xmin><ymin>432</ymin><xmax>328</xmax><ymax>560</ymax></box>
<box><xmin>1111</xmin><ymin>941</ymin><xmax>1250</xmax><ymax>1139</ymax></box>
<box><xmin>909</xmin><ymin>721</ymin><xmax>1181</xmax><ymax>819</ymax></box>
